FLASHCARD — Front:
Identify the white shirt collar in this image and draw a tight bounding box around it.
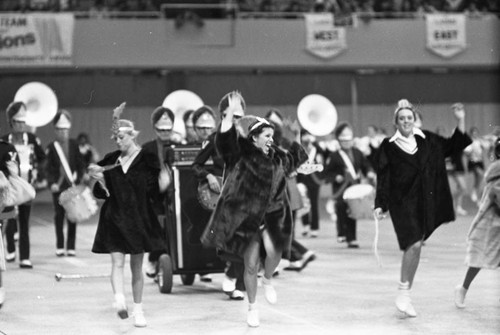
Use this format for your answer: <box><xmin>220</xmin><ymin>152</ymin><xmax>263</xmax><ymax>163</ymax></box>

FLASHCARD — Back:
<box><xmin>389</xmin><ymin>128</ymin><xmax>426</xmax><ymax>142</ymax></box>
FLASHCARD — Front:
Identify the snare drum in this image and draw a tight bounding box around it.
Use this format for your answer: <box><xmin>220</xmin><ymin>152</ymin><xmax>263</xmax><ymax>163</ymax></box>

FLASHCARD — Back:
<box><xmin>59</xmin><ymin>185</ymin><xmax>98</xmax><ymax>223</ymax></box>
<box><xmin>342</xmin><ymin>184</ymin><xmax>375</xmax><ymax>220</ymax></box>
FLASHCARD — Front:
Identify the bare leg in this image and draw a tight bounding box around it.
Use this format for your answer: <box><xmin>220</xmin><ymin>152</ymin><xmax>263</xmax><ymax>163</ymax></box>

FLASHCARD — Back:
<box><xmin>262</xmin><ymin>229</ymin><xmax>282</xmax><ymax>280</ymax></box>
<box><xmin>243</xmin><ymin>237</ymin><xmax>261</xmax><ymax>304</ymax></box>
<box><xmin>110</xmin><ymin>252</ymin><xmax>128</xmax><ymax>319</ymax></box>
<box><xmin>401</xmin><ymin>240</ymin><xmax>423</xmax><ymax>288</ymax></box>
<box><xmin>462</xmin><ymin>267</ymin><xmax>481</xmax><ymax>290</ymax></box>
<box><xmin>110</xmin><ymin>252</ymin><xmax>126</xmax><ymax>296</ymax></box>
<box><xmin>130</xmin><ymin>253</ymin><xmax>144</xmax><ymax>304</ymax></box>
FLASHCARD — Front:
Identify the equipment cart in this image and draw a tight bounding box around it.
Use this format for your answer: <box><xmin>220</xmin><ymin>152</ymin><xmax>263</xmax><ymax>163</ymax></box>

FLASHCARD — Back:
<box><xmin>157</xmin><ymin>144</ymin><xmax>225</xmax><ymax>293</ymax></box>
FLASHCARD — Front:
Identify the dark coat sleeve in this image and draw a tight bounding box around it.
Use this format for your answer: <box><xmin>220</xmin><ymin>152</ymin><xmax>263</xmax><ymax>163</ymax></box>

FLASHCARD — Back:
<box><xmin>374</xmin><ymin>139</ymin><xmax>391</xmax><ymax>212</ymax></box>
<box><xmin>192</xmin><ymin>137</ymin><xmax>216</xmax><ymax>180</ymax></box>
<box><xmin>215</xmin><ymin>125</ymin><xmax>241</xmax><ymax>169</ymax></box>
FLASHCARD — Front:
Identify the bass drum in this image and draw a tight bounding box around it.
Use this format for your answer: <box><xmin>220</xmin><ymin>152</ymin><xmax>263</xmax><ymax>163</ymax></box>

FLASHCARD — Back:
<box><xmin>342</xmin><ymin>184</ymin><xmax>375</xmax><ymax>220</ymax></box>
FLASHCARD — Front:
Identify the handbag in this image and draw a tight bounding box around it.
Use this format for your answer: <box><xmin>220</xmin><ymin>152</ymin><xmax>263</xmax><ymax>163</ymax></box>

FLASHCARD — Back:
<box><xmin>0</xmin><ymin>171</ymin><xmax>36</xmax><ymax>208</ymax></box>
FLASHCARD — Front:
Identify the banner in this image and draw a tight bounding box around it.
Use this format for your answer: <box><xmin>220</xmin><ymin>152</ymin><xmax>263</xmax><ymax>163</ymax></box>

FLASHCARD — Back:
<box><xmin>0</xmin><ymin>13</ymin><xmax>74</xmax><ymax>66</ymax></box>
<box><xmin>304</xmin><ymin>13</ymin><xmax>346</xmax><ymax>59</ymax></box>
<box><xmin>426</xmin><ymin>14</ymin><xmax>466</xmax><ymax>58</ymax></box>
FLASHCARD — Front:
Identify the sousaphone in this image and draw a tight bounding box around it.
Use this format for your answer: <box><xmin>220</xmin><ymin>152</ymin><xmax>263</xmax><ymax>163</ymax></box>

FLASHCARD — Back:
<box><xmin>162</xmin><ymin>90</ymin><xmax>204</xmax><ymax>138</ymax></box>
<box><xmin>297</xmin><ymin>94</ymin><xmax>337</xmax><ymax>137</ymax></box>
<box><xmin>14</xmin><ymin>82</ymin><xmax>58</xmax><ymax>128</ymax></box>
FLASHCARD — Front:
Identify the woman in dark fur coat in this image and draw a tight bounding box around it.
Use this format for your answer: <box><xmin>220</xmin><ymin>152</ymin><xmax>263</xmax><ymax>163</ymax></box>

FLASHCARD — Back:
<box><xmin>88</xmin><ymin>103</ymin><xmax>170</xmax><ymax>328</ymax></box>
<box><xmin>201</xmin><ymin>92</ymin><xmax>308</xmax><ymax>328</ymax></box>
<box><xmin>374</xmin><ymin>99</ymin><xmax>472</xmax><ymax>318</ymax></box>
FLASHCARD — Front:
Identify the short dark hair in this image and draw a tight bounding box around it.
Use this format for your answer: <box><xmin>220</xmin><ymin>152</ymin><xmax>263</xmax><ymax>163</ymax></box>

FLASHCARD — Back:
<box><xmin>248</xmin><ymin>118</ymin><xmax>274</xmax><ymax>140</ymax></box>
<box><xmin>334</xmin><ymin>121</ymin><xmax>352</xmax><ymax>139</ymax></box>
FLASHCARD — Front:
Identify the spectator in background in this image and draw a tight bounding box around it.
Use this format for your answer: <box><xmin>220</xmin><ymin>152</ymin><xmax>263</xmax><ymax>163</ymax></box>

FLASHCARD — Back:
<box><xmin>447</xmin><ymin>103</ymin><xmax>469</xmax><ymax>216</ymax></box>
<box><xmin>77</xmin><ymin>132</ymin><xmax>100</xmax><ymax>170</ymax></box>
<box><xmin>464</xmin><ymin>126</ymin><xmax>488</xmax><ymax>205</ymax></box>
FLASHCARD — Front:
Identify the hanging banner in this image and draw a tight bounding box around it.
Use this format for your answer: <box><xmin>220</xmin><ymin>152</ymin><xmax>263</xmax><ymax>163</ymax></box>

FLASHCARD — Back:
<box><xmin>0</xmin><ymin>13</ymin><xmax>74</xmax><ymax>67</ymax></box>
<box><xmin>426</xmin><ymin>14</ymin><xmax>466</xmax><ymax>58</ymax></box>
<box><xmin>304</xmin><ymin>13</ymin><xmax>346</xmax><ymax>59</ymax></box>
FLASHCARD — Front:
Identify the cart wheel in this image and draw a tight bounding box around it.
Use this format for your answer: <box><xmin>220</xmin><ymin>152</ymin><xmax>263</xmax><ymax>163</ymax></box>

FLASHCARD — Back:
<box><xmin>181</xmin><ymin>274</ymin><xmax>195</xmax><ymax>286</ymax></box>
<box><xmin>158</xmin><ymin>254</ymin><xmax>173</xmax><ymax>294</ymax></box>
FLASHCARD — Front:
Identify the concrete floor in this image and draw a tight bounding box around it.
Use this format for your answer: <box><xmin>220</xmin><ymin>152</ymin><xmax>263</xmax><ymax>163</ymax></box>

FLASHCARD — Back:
<box><xmin>0</xmin><ymin>190</ymin><xmax>499</xmax><ymax>335</ymax></box>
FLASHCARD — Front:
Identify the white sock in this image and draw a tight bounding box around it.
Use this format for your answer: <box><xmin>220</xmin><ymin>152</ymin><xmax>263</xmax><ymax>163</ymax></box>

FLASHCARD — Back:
<box><xmin>114</xmin><ymin>293</ymin><xmax>125</xmax><ymax>303</ymax></box>
<box><xmin>133</xmin><ymin>303</ymin><xmax>143</xmax><ymax>313</ymax></box>
<box><xmin>248</xmin><ymin>302</ymin><xmax>257</xmax><ymax>311</ymax></box>
<box><xmin>398</xmin><ymin>281</ymin><xmax>410</xmax><ymax>290</ymax></box>
<box><xmin>262</xmin><ymin>276</ymin><xmax>271</xmax><ymax>285</ymax></box>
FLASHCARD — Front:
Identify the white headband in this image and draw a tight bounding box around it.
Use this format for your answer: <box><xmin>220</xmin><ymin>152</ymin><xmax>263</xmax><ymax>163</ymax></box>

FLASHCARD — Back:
<box><xmin>249</xmin><ymin>117</ymin><xmax>270</xmax><ymax>133</ymax></box>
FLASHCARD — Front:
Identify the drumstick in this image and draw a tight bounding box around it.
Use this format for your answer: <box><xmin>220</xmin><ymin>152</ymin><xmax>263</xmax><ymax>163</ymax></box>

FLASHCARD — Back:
<box><xmin>55</xmin><ymin>273</ymin><xmax>110</xmax><ymax>282</ymax></box>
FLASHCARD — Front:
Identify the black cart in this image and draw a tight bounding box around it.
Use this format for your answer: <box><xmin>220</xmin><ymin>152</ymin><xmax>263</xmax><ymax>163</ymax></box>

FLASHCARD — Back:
<box><xmin>157</xmin><ymin>145</ymin><xmax>225</xmax><ymax>294</ymax></box>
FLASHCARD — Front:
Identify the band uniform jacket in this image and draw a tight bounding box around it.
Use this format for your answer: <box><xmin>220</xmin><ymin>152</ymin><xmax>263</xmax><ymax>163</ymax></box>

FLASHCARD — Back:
<box><xmin>0</xmin><ymin>141</ymin><xmax>19</xmax><ymax>215</ymax></box>
<box><xmin>321</xmin><ymin>147</ymin><xmax>373</xmax><ymax>198</ymax></box>
<box><xmin>375</xmin><ymin>129</ymin><xmax>472</xmax><ymax>250</ymax></box>
<box><xmin>201</xmin><ymin>125</ymin><xmax>308</xmax><ymax>258</ymax></box>
<box><xmin>91</xmin><ymin>150</ymin><xmax>165</xmax><ymax>254</ymax></box>
<box><xmin>45</xmin><ymin>139</ymin><xmax>85</xmax><ymax>191</ymax></box>
<box><xmin>2</xmin><ymin>132</ymin><xmax>45</xmax><ymax>184</ymax></box>
<box><xmin>142</xmin><ymin>139</ymin><xmax>174</xmax><ymax>217</ymax></box>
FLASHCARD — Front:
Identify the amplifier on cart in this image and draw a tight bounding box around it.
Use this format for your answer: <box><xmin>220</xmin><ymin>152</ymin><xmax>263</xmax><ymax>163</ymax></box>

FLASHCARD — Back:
<box><xmin>164</xmin><ymin>144</ymin><xmax>213</xmax><ymax>167</ymax></box>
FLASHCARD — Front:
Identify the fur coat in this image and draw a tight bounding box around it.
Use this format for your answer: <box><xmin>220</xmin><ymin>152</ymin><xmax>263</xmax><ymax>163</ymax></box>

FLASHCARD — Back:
<box><xmin>465</xmin><ymin>160</ymin><xmax>500</xmax><ymax>269</ymax></box>
<box><xmin>201</xmin><ymin>125</ymin><xmax>308</xmax><ymax>258</ymax></box>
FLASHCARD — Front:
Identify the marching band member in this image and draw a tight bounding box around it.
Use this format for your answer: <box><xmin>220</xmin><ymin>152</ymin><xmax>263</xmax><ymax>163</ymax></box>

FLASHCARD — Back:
<box><xmin>192</xmin><ymin>98</ymin><xmax>247</xmax><ymax>300</ymax></box>
<box><xmin>374</xmin><ymin>99</ymin><xmax>471</xmax><ymax>318</ymax></box>
<box><xmin>44</xmin><ymin>110</ymin><xmax>86</xmax><ymax>257</ymax></box>
<box><xmin>201</xmin><ymin>92</ymin><xmax>308</xmax><ymax>327</ymax></box>
<box><xmin>183</xmin><ymin>109</ymin><xmax>198</xmax><ymax>144</ymax></box>
<box><xmin>89</xmin><ymin>103</ymin><xmax>169</xmax><ymax>327</ymax></box>
<box><xmin>142</xmin><ymin>106</ymin><xmax>177</xmax><ymax>278</ymax></box>
<box><xmin>265</xmin><ymin>109</ymin><xmax>316</xmax><ymax>272</ymax></box>
<box><xmin>322</xmin><ymin>122</ymin><xmax>375</xmax><ymax>248</ymax></box>
<box><xmin>0</xmin><ymin>133</ymin><xmax>19</xmax><ymax>308</ymax></box>
<box><xmin>296</xmin><ymin>128</ymin><xmax>327</xmax><ymax>238</ymax></box>
<box><xmin>3</xmin><ymin>101</ymin><xmax>45</xmax><ymax>268</ymax></box>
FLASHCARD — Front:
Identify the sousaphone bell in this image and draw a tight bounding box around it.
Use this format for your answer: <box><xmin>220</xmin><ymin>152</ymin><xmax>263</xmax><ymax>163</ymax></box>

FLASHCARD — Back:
<box><xmin>14</xmin><ymin>81</ymin><xmax>58</xmax><ymax>128</ymax></box>
<box><xmin>162</xmin><ymin>90</ymin><xmax>204</xmax><ymax>138</ymax></box>
<box><xmin>297</xmin><ymin>94</ymin><xmax>337</xmax><ymax>137</ymax></box>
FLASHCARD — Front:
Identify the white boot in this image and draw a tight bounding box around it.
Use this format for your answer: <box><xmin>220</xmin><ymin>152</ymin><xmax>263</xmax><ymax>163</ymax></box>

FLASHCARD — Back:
<box><xmin>262</xmin><ymin>277</ymin><xmax>277</xmax><ymax>305</ymax></box>
<box><xmin>454</xmin><ymin>285</ymin><xmax>467</xmax><ymax>309</ymax></box>
<box><xmin>247</xmin><ymin>303</ymin><xmax>259</xmax><ymax>327</ymax></box>
<box><xmin>133</xmin><ymin>303</ymin><xmax>147</xmax><ymax>327</ymax></box>
<box><xmin>395</xmin><ymin>282</ymin><xmax>417</xmax><ymax>317</ymax></box>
